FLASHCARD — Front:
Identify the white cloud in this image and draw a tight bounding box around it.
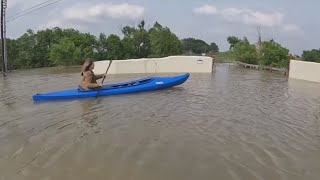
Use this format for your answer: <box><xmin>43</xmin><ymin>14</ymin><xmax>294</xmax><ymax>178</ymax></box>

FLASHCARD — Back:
<box><xmin>194</xmin><ymin>5</ymin><xmax>284</xmax><ymax>27</ymax></box>
<box><xmin>41</xmin><ymin>2</ymin><xmax>145</xmax><ymax>30</ymax></box>
<box><xmin>193</xmin><ymin>4</ymin><xmax>303</xmax><ymax>35</ymax></box>
<box><xmin>63</xmin><ymin>3</ymin><xmax>144</xmax><ymax>23</ymax></box>
<box><xmin>193</xmin><ymin>5</ymin><xmax>217</xmax><ymax>15</ymax></box>
<box><xmin>220</xmin><ymin>8</ymin><xmax>284</xmax><ymax>27</ymax></box>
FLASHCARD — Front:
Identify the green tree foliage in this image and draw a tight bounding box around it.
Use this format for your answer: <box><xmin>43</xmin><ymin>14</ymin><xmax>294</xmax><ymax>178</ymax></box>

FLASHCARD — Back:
<box><xmin>15</xmin><ymin>29</ymin><xmax>37</xmax><ymax>68</ymax></box>
<box><xmin>49</xmin><ymin>38</ymin><xmax>81</xmax><ymax>66</ymax></box>
<box><xmin>135</xmin><ymin>20</ymin><xmax>151</xmax><ymax>58</ymax></box>
<box><xmin>182</xmin><ymin>38</ymin><xmax>209</xmax><ymax>54</ymax></box>
<box><xmin>121</xmin><ymin>37</ymin><xmax>136</xmax><ymax>59</ymax></box>
<box><xmin>7</xmin><ymin>39</ymin><xmax>19</xmax><ymax>69</ymax></box>
<box><xmin>181</xmin><ymin>38</ymin><xmax>219</xmax><ymax>54</ymax></box>
<box><xmin>229</xmin><ymin>36</ymin><xmax>290</xmax><ymax>68</ymax></box>
<box><xmin>209</xmin><ymin>42</ymin><xmax>219</xmax><ymax>53</ymax></box>
<box><xmin>7</xmin><ymin>28</ymin><xmax>98</xmax><ymax>69</ymax></box>
<box><xmin>121</xmin><ymin>20</ymin><xmax>151</xmax><ymax>58</ymax></box>
<box><xmin>94</xmin><ymin>33</ymin><xmax>108</xmax><ymax>60</ymax></box>
<box><xmin>5</xmin><ymin>20</ymin><xmax>201</xmax><ymax>70</ymax></box>
<box><xmin>148</xmin><ymin>22</ymin><xmax>183</xmax><ymax>57</ymax></box>
<box><xmin>259</xmin><ymin>40</ymin><xmax>289</xmax><ymax>68</ymax></box>
<box><xmin>302</xmin><ymin>49</ymin><xmax>320</xmax><ymax>63</ymax></box>
<box><xmin>232</xmin><ymin>37</ymin><xmax>258</xmax><ymax>64</ymax></box>
<box><xmin>227</xmin><ymin>36</ymin><xmax>241</xmax><ymax>50</ymax></box>
<box><xmin>106</xmin><ymin>34</ymin><xmax>123</xmax><ymax>60</ymax></box>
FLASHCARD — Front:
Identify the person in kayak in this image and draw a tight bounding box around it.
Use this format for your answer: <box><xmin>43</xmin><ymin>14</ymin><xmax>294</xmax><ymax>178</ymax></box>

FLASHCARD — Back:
<box><xmin>80</xmin><ymin>58</ymin><xmax>106</xmax><ymax>90</ymax></box>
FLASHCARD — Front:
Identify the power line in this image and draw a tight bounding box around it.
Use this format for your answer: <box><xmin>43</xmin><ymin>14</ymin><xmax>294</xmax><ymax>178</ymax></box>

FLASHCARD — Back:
<box><xmin>7</xmin><ymin>0</ymin><xmax>63</xmax><ymax>23</ymax></box>
<box><xmin>7</xmin><ymin>0</ymin><xmax>63</xmax><ymax>22</ymax></box>
<box><xmin>7</xmin><ymin>0</ymin><xmax>56</xmax><ymax>19</ymax></box>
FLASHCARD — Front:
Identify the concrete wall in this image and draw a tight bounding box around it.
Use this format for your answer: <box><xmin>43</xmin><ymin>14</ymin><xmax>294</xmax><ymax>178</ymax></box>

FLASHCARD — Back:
<box><xmin>289</xmin><ymin>60</ymin><xmax>320</xmax><ymax>83</ymax></box>
<box><xmin>93</xmin><ymin>56</ymin><xmax>212</xmax><ymax>74</ymax></box>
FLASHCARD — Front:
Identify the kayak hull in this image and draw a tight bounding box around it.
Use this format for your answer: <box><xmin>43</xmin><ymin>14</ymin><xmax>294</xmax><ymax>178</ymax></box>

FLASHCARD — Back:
<box><xmin>32</xmin><ymin>73</ymin><xmax>190</xmax><ymax>101</ymax></box>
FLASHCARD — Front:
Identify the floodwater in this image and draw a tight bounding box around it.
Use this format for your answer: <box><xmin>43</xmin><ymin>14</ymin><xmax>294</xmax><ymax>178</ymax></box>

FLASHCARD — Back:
<box><xmin>1</xmin><ymin>65</ymin><xmax>320</xmax><ymax>180</ymax></box>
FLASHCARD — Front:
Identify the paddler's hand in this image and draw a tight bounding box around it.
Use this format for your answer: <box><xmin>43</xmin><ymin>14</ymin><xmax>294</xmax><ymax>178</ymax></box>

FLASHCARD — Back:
<box><xmin>103</xmin><ymin>73</ymin><xmax>107</xmax><ymax>78</ymax></box>
<box><xmin>98</xmin><ymin>82</ymin><xmax>102</xmax><ymax>87</ymax></box>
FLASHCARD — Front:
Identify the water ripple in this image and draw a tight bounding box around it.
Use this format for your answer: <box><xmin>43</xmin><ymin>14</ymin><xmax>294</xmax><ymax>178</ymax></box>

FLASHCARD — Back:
<box><xmin>1</xmin><ymin>66</ymin><xmax>320</xmax><ymax>179</ymax></box>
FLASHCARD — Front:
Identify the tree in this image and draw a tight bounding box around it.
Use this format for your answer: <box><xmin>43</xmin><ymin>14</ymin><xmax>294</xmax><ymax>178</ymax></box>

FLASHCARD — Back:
<box><xmin>229</xmin><ymin>36</ymin><xmax>290</xmax><ymax>68</ymax></box>
<box><xmin>121</xmin><ymin>20</ymin><xmax>151</xmax><ymax>58</ymax></box>
<box><xmin>122</xmin><ymin>26</ymin><xmax>135</xmax><ymax>38</ymax></box>
<box><xmin>302</xmin><ymin>49</ymin><xmax>320</xmax><ymax>63</ymax></box>
<box><xmin>61</xmin><ymin>29</ymin><xmax>96</xmax><ymax>63</ymax></box>
<box><xmin>80</xmin><ymin>33</ymin><xmax>96</xmax><ymax>59</ymax></box>
<box><xmin>148</xmin><ymin>22</ymin><xmax>183</xmax><ymax>57</ymax></box>
<box><xmin>52</xmin><ymin>27</ymin><xmax>63</xmax><ymax>44</ymax></box>
<box><xmin>121</xmin><ymin>25</ymin><xmax>137</xmax><ymax>59</ymax></box>
<box><xmin>49</xmin><ymin>38</ymin><xmax>81</xmax><ymax>66</ymax></box>
<box><xmin>94</xmin><ymin>33</ymin><xmax>108</xmax><ymax>60</ymax></box>
<box><xmin>135</xmin><ymin>20</ymin><xmax>151</xmax><ymax>58</ymax></box>
<box><xmin>122</xmin><ymin>37</ymin><xmax>136</xmax><ymax>59</ymax></box>
<box><xmin>182</xmin><ymin>38</ymin><xmax>209</xmax><ymax>54</ymax></box>
<box><xmin>232</xmin><ymin>38</ymin><xmax>258</xmax><ymax>64</ymax></box>
<box><xmin>15</xmin><ymin>29</ymin><xmax>37</xmax><ymax>68</ymax></box>
<box><xmin>6</xmin><ymin>21</ymin><xmax>187</xmax><ymax>69</ymax></box>
<box><xmin>33</xmin><ymin>29</ymin><xmax>54</xmax><ymax>67</ymax></box>
<box><xmin>7</xmin><ymin>39</ymin><xmax>18</xmax><ymax>69</ymax></box>
<box><xmin>209</xmin><ymin>42</ymin><xmax>219</xmax><ymax>53</ymax></box>
<box><xmin>227</xmin><ymin>36</ymin><xmax>241</xmax><ymax>50</ymax></box>
<box><xmin>106</xmin><ymin>34</ymin><xmax>123</xmax><ymax>60</ymax></box>
<box><xmin>259</xmin><ymin>40</ymin><xmax>289</xmax><ymax>68</ymax></box>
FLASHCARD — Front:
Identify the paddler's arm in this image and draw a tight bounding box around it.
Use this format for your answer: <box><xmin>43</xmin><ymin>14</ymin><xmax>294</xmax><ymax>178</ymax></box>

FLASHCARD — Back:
<box><xmin>95</xmin><ymin>72</ymin><xmax>107</xmax><ymax>80</ymax></box>
<box><xmin>84</xmin><ymin>71</ymin><xmax>101</xmax><ymax>88</ymax></box>
<box><xmin>95</xmin><ymin>74</ymin><xmax>104</xmax><ymax>80</ymax></box>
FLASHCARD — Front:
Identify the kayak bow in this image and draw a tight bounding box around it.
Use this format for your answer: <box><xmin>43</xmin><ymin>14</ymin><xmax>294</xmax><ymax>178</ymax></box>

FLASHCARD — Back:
<box><xmin>32</xmin><ymin>73</ymin><xmax>189</xmax><ymax>101</ymax></box>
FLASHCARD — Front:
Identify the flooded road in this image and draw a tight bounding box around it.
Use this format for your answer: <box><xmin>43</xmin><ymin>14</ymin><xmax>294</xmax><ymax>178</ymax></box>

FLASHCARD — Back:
<box><xmin>1</xmin><ymin>65</ymin><xmax>320</xmax><ymax>180</ymax></box>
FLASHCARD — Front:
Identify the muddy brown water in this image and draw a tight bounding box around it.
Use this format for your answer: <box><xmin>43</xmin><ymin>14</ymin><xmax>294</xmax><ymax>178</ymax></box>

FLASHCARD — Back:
<box><xmin>1</xmin><ymin>65</ymin><xmax>320</xmax><ymax>180</ymax></box>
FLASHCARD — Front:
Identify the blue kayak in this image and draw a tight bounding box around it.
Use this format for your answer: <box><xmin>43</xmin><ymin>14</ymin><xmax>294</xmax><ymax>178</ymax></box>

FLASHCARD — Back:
<box><xmin>33</xmin><ymin>73</ymin><xmax>189</xmax><ymax>101</ymax></box>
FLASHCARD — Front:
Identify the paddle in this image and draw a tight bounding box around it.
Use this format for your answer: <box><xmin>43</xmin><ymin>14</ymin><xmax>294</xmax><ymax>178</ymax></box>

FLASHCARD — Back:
<box><xmin>96</xmin><ymin>60</ymin><xmax>113</xmax><ymax>98</ymax></box>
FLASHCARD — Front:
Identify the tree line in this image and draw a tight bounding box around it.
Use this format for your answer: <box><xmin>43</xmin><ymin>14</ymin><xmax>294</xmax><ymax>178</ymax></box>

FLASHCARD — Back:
<box><xmin>302</xmin><ymin>49</ymin><xmax>320</xmax><ymax>63</ymax></box>
<box><xmin>4</xmin><ymin>20</ymin><xmax>219</xmax><ymax>70</ymax></box>
<box><xmin>226</xmin><ymin>36</ymin><xmax>290</xmax><ymax>68</ymax></box>
<box><xmin>226</xmin><ymin>35</ymin><xmax>320</xmax><ymax>67</ymax></box>
<box><xmin>4</xmin><ymin>19</ymin><xmax>318</xmax><ymax>70</ymax></box>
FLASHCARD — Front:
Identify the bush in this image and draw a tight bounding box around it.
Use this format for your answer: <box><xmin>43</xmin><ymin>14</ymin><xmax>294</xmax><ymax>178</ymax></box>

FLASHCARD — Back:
<box><xmin>259</xmin><ymin>40</ymin><xmax>289</xmax><ymax>68</ymax></box>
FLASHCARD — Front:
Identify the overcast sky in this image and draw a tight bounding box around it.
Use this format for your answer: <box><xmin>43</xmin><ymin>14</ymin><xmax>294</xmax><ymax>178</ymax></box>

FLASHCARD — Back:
<box><xmin>6</xmin><ymin>0</ymin><xmax>320</xmax><ymax>55</ymax></box>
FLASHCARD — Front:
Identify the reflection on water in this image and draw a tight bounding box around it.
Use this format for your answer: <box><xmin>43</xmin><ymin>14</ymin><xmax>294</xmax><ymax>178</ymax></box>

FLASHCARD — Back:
<box><xmin>1</xmin><ymin>65</ymin><xmax>320</xmax><ymax>180</ymax></box>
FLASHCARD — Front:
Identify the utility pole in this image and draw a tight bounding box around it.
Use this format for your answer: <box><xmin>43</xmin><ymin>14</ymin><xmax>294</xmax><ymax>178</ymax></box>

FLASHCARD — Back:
<box><xmin>3</xmin><ymin>0</ymin><xmax>6</xmax><ymax>74</ymax></box>
<box><xmin>256</xmin><ymin>26</ymin><xmax>262</xmax><ymax>58</ymax></box>
<box><xmin>1</xmin><ymin>0</ymin><xmax>6</xmax><ymax>76</ymax></box>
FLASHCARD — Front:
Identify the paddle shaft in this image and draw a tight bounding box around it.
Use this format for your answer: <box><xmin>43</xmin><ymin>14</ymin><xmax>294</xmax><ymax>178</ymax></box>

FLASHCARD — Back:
<box><xmin>96</xmin><ymin>60</ymin><xmax>112</xmax><ymax>98</ymax></box>
<box><xmin>101</xmin><ymin>60</ymin><xmax>113</xmax><ymax>85</ymax></box>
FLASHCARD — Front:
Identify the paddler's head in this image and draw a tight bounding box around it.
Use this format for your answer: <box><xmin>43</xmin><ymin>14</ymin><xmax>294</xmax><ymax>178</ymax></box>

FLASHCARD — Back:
<box><xmin>82</xmin><ymin>58</ymin><xmax>95</xmax><ymax>72</ymax></box>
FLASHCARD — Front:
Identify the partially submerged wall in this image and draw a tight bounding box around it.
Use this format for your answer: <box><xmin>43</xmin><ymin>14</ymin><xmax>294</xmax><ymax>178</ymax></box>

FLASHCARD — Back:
<box><xmin>93</xmin><ymin>56</ymin><xmax>212</xmax><ymax>74</ymax></box>
<box><xmin>289</xmin><ymin>60</ymin><xmax>320</xmax><ymax>83</ymax></box>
